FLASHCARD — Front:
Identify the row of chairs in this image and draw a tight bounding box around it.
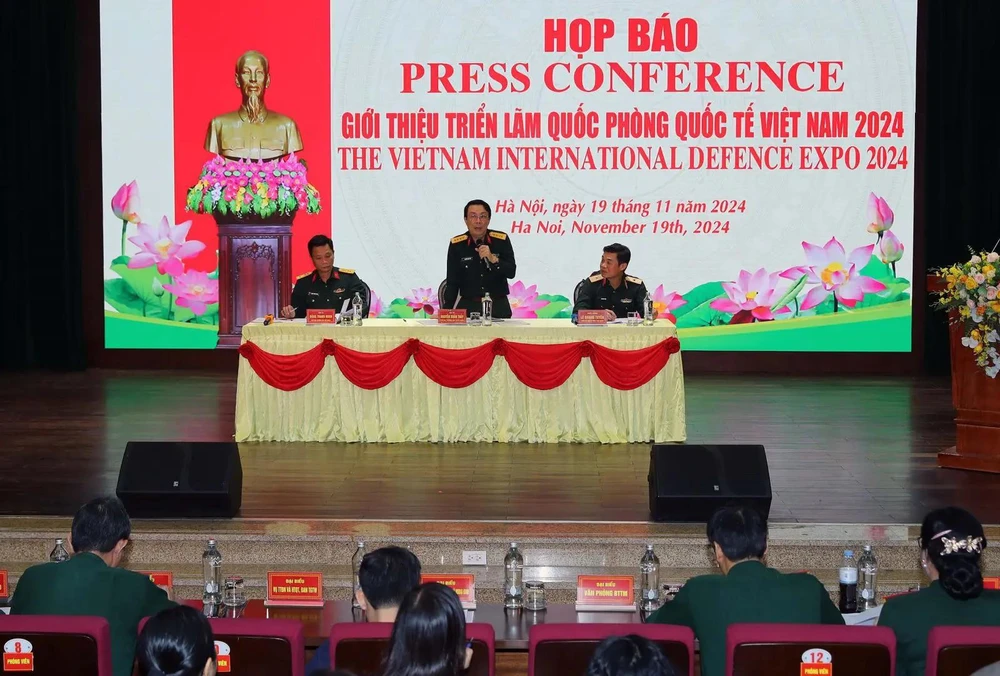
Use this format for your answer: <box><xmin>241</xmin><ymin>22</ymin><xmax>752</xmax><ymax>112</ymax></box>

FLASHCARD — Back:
<box><xmin>1</xmin><ymin>615</ymin><xmax>998</xmax><ymax>676</ymax></box>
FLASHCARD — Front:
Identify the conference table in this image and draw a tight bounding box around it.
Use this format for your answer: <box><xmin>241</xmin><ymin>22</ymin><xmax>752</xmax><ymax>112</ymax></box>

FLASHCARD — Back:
<box><xmin>236</xmin><ymin>318</ymin><xmax>686</xmax><ymax>444</ymax></box>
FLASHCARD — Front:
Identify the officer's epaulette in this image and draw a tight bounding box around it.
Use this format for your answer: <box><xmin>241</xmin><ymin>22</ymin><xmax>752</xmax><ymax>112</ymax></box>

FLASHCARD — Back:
<box><xmin>588</xmin><ymin>273</ymin><xmax>603</xmax><ymax>283</ymax></box>
<box><xmin>337</xmin><ymin>268</ymin><xmax>355</xmax><ymax>274</ymax></box>
<box><xmin>625</xmin><ymin>275</ymin><xmax>643</xmax><ymax>285</ymax></box>
<box><xmin>451</xmin><ymin>233</ymin><xmax>469</xmax><ymax>244</ymax></box>
<box><xmin>488</xmin><ymin>230</ymin><xmax>508</xmax><ymax>240</ymax></box>
<box><xmin>296</xmin><ymin>271</ymin><xmax>313</xmax><ymax>280</ymax></box>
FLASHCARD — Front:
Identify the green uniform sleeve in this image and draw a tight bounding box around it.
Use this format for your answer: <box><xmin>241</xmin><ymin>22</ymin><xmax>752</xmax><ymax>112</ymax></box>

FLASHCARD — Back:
<box><xmin>141</xmin><ymin>579</ymin><xmax>177</xmax><ymax>617</ymax></box>
<box><xmin>495</xmin><ymin>235</ymin><xmax>516</xmax><ymax>279</ymax></box>
<box><xmin>645</xmin><ymin>585</ymin><xmax>696</xmax><ymax>628</ymax></box>
<box><xmin>573</xmin><ymin>281</ymin><xmax>595</xmax><ymax>313</ymax></box>
<box><xmin>290</xmin><ymin>277</ymin><xmax>308</xmax><ymax>318</ymax></box>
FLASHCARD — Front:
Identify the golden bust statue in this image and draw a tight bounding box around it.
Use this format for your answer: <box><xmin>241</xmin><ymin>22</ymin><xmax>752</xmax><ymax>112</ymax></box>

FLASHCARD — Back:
<box><xmin>205</xmin><ymin>50</ymin><xmax>303</xmax><ymax>161</ymax></box>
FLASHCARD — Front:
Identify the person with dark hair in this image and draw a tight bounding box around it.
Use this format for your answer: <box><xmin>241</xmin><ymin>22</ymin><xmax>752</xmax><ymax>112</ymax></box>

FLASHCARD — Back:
<box><xmin>306</xmin><ymin>547</ymin><xmax>422</xmax><ymax>675</ymax></box>
<box><xmin>573</xmin><ymin>243</ymin><xmax>653</xmax><ymax>320</ymax></box>
<box><xmin>443</xmin><ymin>199</ymin><xmax>516</xmax><ymax>318</ymax></box>
<box><xmin>11</xmin><ymin>497</ymin><xmax>175</xmax><ymax>676</ymax></box>
<box><xmin>381</xmin><ymin>583</ymin><xmax>473</xmax><ymax>676</ymax></box>
<box><xmin>281</xmin><ymin>234</ymin><xmax>370</xmax><ymax>319</ymax></box>
<box><xmin>586</xmin><ymin>634</ymin><xmax>677</xmax><ymax>676</ymax></box>
<box><xmin>136</xmin><ymin>606</ymin><xmax>216</xmax><ymax>676</ymax></box>
<box><xmin>879</xmin><ymin>507</ymin><xmax>1000</xmax><ymax>676</ymax></box>
<box><xmin>646</xmin><ymin>505</ymin><xmax>842</xmax><ymax>676</ymax></box>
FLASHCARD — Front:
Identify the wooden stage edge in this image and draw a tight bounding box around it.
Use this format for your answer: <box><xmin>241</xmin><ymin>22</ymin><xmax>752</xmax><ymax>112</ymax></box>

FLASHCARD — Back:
<box><xmin>2</xmin><ymin>370</ymin><xmax>997</xmax><ymax>525</ymax></box>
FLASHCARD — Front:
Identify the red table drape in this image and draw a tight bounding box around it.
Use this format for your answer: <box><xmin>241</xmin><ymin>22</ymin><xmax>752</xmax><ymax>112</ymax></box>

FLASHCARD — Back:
<box><xmin>240</xmin><ymin>336</ymin><xmax>680</xmax><ymax>392</ymax></box>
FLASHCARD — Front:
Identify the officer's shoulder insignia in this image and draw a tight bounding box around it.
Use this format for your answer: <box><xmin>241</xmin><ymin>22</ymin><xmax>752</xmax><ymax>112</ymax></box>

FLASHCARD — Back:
<box><xmin>296</xmin><ymin>271</ymin><xmax>313</xmax><ymax>280</ymax></box>
<box><xmin>625</xmin><ymin>275</ymin><xmax>643</xmax><ymax>285</ymax></box>
<box><xmin>488</xmin><ymin>230</ymin><xmax>508</xmax><ymax>240</ymax></box>
<box><xmin>338</xmin><ymin>268</ymin><xmax>355</xmax><ymax>274</ymax></box>
<box><xmin>451</xmin><ymin>233</ymin><xmax>469</xmax><ymax>244</ymax></box>
<box><xmin>588</xmin><ymin>273</ymin><xmax>603</xmax><ymax>283</ymax></box>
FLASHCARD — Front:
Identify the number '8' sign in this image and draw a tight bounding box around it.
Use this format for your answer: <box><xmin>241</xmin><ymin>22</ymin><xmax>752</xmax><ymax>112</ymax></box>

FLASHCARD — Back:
<box><xmin>3</xmin><ymin>639</ymin><xmax>33</xmax><ymax>654</ymax></box>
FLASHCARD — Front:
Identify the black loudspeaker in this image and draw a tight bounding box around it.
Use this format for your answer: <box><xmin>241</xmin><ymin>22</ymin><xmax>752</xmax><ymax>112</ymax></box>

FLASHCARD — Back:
<box><xmin>116</xmin><ymin>442</ymin><xmax>243</xmax><ymax>518</ymax></box>
<box><xmin>648</xmin><ymin>444</ymin><xmax>771</xmax><ymax>522</ymax></box>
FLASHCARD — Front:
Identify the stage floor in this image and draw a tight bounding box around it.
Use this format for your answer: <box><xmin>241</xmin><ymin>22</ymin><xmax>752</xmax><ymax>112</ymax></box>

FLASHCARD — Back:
<box><xmin>1</xmin><ymin>370</ymin><xmax>992</xmax><ymax>524</ymax></box>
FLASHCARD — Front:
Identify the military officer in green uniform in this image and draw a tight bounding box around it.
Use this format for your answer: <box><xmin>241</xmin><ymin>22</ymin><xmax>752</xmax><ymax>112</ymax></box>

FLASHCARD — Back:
<box><xmin>443</xmin><ymin>199</ymin><xmax>516</xmax><ymax>319</ymax></box>
<box><xmin>11</xmin><ymin>497</ymin><xmax>175</xmax><ymax>676</ymax></box>
<box><xmin>646</xmin><ymin>506</ymin><xmax>844</xmax><ymax>676</ymax></box>
<box><xmin>573</xmin><ymin>243</ymin><xmax>651</xmax><ymax>320</ymax></box>
<box><xmin>281</xmin><ymin>234</ymin><xmax>369</xmax><ymax>319</ymax></box>
<box><xmin>879</xmin><ymin>507</ymin><xmax>1000</xmax><ymax>676</ymax></box>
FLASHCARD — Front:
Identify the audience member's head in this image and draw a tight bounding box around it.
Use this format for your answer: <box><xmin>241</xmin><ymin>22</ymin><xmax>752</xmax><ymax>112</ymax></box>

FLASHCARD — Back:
<box><xmin>357</xmin><ymin>546</ymin><xmax>422</xmax><ymax>622</ymax></box>
<box><xmin>70</xmin><ymin>496</ymin><xmax>132</xmax><ymax>567</ymax></box>
<box><xmin>136</xmin><ymin>606</ymin><xmax>216</xmax><ymax>676</ymax></box>
<box><xmin>920</xmin><ymin>506</ymin><xmax>987</xmax><ymax>600</ymax></box>
<box><xmin>707</xmin><ymin>504</ymin><xmax>768</xmax><ymax>574</ymax></box>
<box><xmin>382</xmin><ymin>583</ymin><xmax>472</xmax><ymax>676</ymax></box>
<box><xmin>586</xmin><ymin>635</ymin><xmax>677</xmax><ymax>676</ymax></box>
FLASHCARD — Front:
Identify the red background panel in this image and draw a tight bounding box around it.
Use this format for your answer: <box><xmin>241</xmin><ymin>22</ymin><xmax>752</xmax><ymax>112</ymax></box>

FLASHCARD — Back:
<box><xmin>172</xmin><ymin>0</ymin><xmax>331</xmax><ymax>280</ymax></box>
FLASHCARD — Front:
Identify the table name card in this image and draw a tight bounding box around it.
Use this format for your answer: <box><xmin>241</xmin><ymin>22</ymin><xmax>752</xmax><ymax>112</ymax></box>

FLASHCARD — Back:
<box><xmin>0</xmin><ymin>571</ymin><xmax>7</xmax><ymax>599</ymax></box>
<box><xmin>576</xmin><ymin>310</ymin><xmax>608</xmax><ymax>326</ymax></box>
<box><xmin>800</xmin><ymin>648</ymin><xmax>833</xmax><ymax>676</ymax></box>
<box><xmin>139</xmin><ymin>571</ymin><xmax>174</xmax><ymax>588</ymax></box>
<box><xmin>306</xmin><ymin>309</ymin><xmax>336</xmax><ymax>324</ymax></box>
<box><xmin>265</xmin><ymin>572</ymin><xmax>324</xmax><ymax>607</ymax></box>
<box><xmin>2</xmin><ymin>638</ymin><xmax>33</xmax><ymax>672</ymax></box>
<box><xmin>985</xmin><ymin>577</ymin><xmax>1000</xmax><ymax>590</ymax></box>
<box><xmin>214</xmin><ymin>641</ymin><xmax>231</xmax><ymax>673</ymax></box>
<box><xmin>575</xmin><ymin>575</ymin><xmax>636</xmax><ymax>612</ymax></box>
<box><xmin>438</xmin><ymin>309</ymin><xmax>468</xmax><ymax>324</ymax></box>
<box><xmin>421</xmin><ymin>574</ymin><xmax>477</xmax><ymax>609</ymax></box>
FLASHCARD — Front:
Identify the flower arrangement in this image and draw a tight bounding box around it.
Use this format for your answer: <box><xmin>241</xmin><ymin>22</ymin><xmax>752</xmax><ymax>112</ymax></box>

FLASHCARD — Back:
<box><xmin>185</xmin><ymin>154</ymin><xmax>321</xmax><ymax>218</ymax></box>
<box><xmin>933</xmin><ymin>249</ymin><xmax>1000</xmax><ymax>377</ymax></box>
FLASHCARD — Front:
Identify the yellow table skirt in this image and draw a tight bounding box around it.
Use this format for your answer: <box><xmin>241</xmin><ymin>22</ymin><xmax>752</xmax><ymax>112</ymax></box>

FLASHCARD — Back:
<box><xmin>235</xmin><ymin>318</ymin><xmax>686</xmax><ymax>443</ymax></box>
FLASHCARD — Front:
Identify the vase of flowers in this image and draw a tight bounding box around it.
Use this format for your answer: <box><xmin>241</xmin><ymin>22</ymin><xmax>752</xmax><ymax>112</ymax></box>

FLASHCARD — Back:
<box><xmin>932</xmin><ymin>249</ymin><xmax>1000</xmax><ymax>378</ymax></box>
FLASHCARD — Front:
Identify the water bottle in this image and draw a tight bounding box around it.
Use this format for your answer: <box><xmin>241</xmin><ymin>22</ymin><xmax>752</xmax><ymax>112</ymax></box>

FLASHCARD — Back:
<box><xmin>351</xmin><ymin>541</ymin><xmax>365</xmax><ymax>608</ymax></box>
<box><xmin>503</xmin><ymin>542</ymin><xmax>524</xmax><ymax>609</ymax></box>
<box><xmin>49</xmin><ymin>538</ymin><xmax>70</xmax><ymax>562</ymax></box>
<box><xmin>202</xmin><ymin>539</ymin><xmax>223</xmax><ymax>612</ymax></box>
<box><xmin>352</xmin><ymin>292</ymin><xmax>363</xmax><ymax>326</ymax></box>
<box><xmin>643</xmin><ymin>291</ymin><xmax>654</xmax><ymax>325</ymax></box>
<box><xmin>482</xmin><ymin>292</ymin><xmax>493</xmax><ymax>327</ymax></box>
<box><xmin>858</xmin><ymin>545</ymin><xmax>878</xmax><ymax>610</ymax></box>
<box><xmin>640</xmin><ymin>544</ymin><xmax>660</xmax><ymax>612</ymax></box>
<box><xmin>838</xmin><ymin>549</ymin><xmax>858</xmax><ymax>613</ymax></box>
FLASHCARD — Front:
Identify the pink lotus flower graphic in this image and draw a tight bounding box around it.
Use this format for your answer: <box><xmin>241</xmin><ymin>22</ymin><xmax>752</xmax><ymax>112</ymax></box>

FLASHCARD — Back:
<box><xmin>163</xmin><ymin>270</ymin><xmax>218</xmax><ymax>316</ymax></box>
<box><xmin>127</xmin><ymin>216</ymin><xmax>206</xmax><ymax>276</ymax></box>
<box><xmin>650</xmin><ymin>285</ymin><xmax>687</xmax><ymax>323</ymax></box>
<box><xmin>866</xmin><ymin>192</ymin><xmax>894</xmax><ymax>237</ymax></box>
<box><xmin>710</xmin><ymin>268</ymin><xmax>790</xmax><ymax>323</ymax></box>
<box><xmin>879</xmin><ymin>230</ymin><xmax>904</xmax><ymax>277</ymax></box>
<box><xmin>406</xmin><ymin>287</ymin><xmax>439</xmax><ymax>316</ymax></box>
<box><xmin>369</xmin><ymin>293</ymin><xmax>384</xmax><ymax>318</ymax></box>
<box><xmin>111</xmin><ymin>181</ymin><xmax>141</xmax><ymax>224</ymax></box>
<box><xmin>785</xmin><ymin>238</ymin><xmax>887</xmax><ymax>312</ymax></box>
<box><xmin>507</xmin><ymin>281</ymin><xmax>547</xmax><ymax>318</ymax></box>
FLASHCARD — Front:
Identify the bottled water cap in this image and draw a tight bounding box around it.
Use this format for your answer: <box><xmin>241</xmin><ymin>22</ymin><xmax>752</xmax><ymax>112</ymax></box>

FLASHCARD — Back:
<box><xmin>864</xmin><ymin>545</ymin><xmax>872</xmax><ymax>551</ymax></box>
<box><xmin>510</xmin><ymin>542</ymin><xmax>518</xmax><ymax>548</ymax></box>
<box><xmin>208</xmin><ymin>539</ymin><xmax>217</xmax><ymax>546</ymax></box>
<box><xmin>844</xmin><ymin>549</ymin><xmax>853</xmax><ymax>557</ymax></box>
<box><xmin>646</xmin><ymin>544</ymin><xmax>654</xmax><ymax>550</ymax></box>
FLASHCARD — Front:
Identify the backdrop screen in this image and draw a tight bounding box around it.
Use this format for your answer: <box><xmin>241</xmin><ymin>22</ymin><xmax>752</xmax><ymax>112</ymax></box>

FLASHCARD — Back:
<box><xmin>100</xmin><ymin>0</ymin><xmax>917</xmax><ymax>350</ymax></box>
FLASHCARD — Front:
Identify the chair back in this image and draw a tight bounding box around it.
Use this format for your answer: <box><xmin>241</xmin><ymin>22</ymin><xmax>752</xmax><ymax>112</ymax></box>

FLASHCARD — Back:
<box><xmin>140</xmin><ymin>616</ymin><xmax>304</xmax><ymax>676</ymax></box>
<box><xmin>330</xmin><ymin>621</ymin><xmax>495</xmax><ymax>676</ymax></box>
<box><xmin>0</xmin><ymin>615</ymin><xmax>112</xmax><ymax>676</ymax></box>
<box><xmin>927</xmin><ymin>625</ymin><xmax>1000</xmax><ymax>675</ymax></box>
<box><xmin>573</xmin><ymin>272</ymin><xmax>599</xmax><ymax>306</ymax></box>
<box><xmin>358</xmin><ymin>278</ymin><xmax>372</xmax><ymax>316</ymax></box>
<box><xmin>528</xmin><ymin>623</ymin><xmax>695</xmax><ymax>676</ymax></box>
<box><xmin>726</xmin><ymin>623</ymin><xmax>895</xmax><ymax>676</ymax></box>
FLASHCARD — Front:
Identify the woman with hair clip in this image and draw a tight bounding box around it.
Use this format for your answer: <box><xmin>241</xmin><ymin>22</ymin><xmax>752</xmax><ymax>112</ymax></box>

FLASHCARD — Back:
<box><xmin>381</xmin><ymin>583</ymin><xmax>473</xmax><ymax>676</ymax></box>
<box><xmin>135</xmin><ymin>606</ymin><xmax>216</xmax><ymax>676</ymax></box>
<box><xmin>879</xmin><ymin>507</ymin><xmax>1000</xmax><ymax>676</ymax></box>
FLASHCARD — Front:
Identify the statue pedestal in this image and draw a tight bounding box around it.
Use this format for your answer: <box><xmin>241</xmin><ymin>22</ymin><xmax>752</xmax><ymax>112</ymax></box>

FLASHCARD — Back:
<box><xmin>216</xmin><ymin>215</ymin><xmax>293</xmax><ymax>347</ymax></box>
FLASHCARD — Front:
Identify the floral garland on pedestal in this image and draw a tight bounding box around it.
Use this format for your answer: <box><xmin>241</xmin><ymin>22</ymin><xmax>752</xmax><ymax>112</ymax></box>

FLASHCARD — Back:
<box><xmin>933</xmin><ymin>250</ymin><xmax>1000</xmax><ymax>377</ymax></box>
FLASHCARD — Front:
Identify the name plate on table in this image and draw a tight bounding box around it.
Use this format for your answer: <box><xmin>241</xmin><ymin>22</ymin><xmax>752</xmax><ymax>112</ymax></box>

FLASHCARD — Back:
<box><xmin>2</xmin><ymin>639</ymin><xmax>33</xmax><ymax>672</ymax></box>
<box><xmin>800</xmin><ymin>648</ymin><xmax>833</xmax><ymax>676</ymax></box>
<box><xmin>575</xmin><ymin>575</ymin><xmax>636</xmax><ymax>612</ymax></box>
<box><xmin>139</xmin><ymin>571</ymin><xmax>174</xmax><ymax>588</ymax></box>
<box><xmin>306</xmin><ymin>309</ymin><xmax>336</xmax><ymax>324</ymax></box>
<box><xmin>0</xmin><ymin>571</ymin><xmax>7</xmax><ymax>599</ymax></box>
<box><xmin>265</xmin><ymin>572</ymin><xmax>324</xmax><ymax>607</ymax></box>
<box><xmin>421</xmin><ymin>574</ymin><xmax>477</xmax><ymax>609</ymax></box>
<box><xmin>986</xmin><ymin>577</ymin><xmax>1000</xmax><ymax>590</ymax></box>
<box><xmin>438</xmin><ymin>309</ymin><xmax>468</xmax><ymax>324</ymax></box>
<box><xmin>576</xmin><ymin>310</ymin><xmax>608</xmax><ymax>326</ymax></box>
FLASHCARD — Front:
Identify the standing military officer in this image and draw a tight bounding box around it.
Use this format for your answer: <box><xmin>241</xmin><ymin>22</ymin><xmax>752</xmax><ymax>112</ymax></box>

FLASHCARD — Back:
<box><xmin>443</xmin><ymin>199</ymin><xmax>516</xmax><ymax>318</ymax></box>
